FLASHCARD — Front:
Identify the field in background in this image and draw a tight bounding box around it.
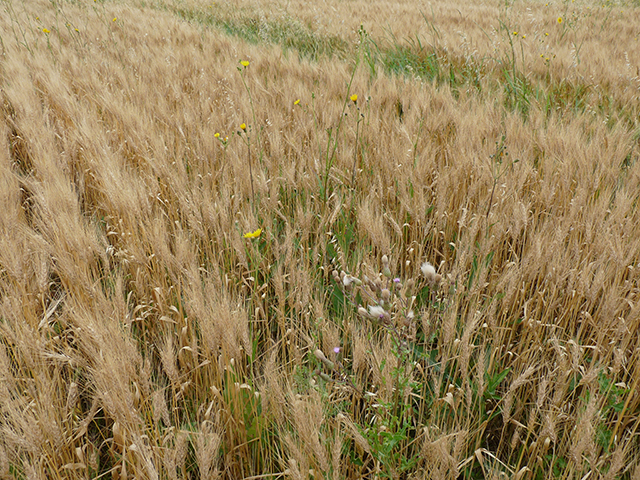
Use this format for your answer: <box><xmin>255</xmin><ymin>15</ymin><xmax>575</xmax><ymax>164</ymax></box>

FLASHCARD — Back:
<box><xmin>1</xmin><ymin>0</ymin><xmax>639</xmax><ymax>478</ymax></box>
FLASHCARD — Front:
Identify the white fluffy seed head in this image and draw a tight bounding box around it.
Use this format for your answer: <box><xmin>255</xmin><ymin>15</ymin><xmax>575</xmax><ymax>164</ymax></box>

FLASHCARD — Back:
<box><xmin>421</xmin><ymin>262</ymin><xmax>441</xmax><ymax>285</ymax></box>
<box><xmin>368</xmin><ymin>305</ymin><xmax>386</xmax><ymax>319</ymax></box>
<box><xmin>421</xmin><ymin>261</ymin><xmax>435</xmax><ymax>277</ymax></box>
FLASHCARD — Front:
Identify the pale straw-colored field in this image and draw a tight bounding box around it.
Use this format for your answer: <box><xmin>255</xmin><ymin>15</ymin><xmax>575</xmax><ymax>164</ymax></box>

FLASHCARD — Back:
<box><xmin>0</xmin><ymin>0</ymin><xmax>639</xmax><ymax>478</ymax></box>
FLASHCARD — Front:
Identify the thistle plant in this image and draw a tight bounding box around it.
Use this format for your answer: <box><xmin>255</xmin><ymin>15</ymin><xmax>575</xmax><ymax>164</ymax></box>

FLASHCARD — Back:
<box><xmin>315</xmin><ymin>254</ymin><xmax>444</xmax><ymax>477</ymax></box>
<box><xmin>332</xmin><ymin>255</ymin><xmax>441</xmax><ymax>350</ymax></box>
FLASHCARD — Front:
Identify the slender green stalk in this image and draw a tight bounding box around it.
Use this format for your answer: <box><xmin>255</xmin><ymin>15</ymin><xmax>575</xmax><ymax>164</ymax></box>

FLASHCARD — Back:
<box><xmin>321</xmin><ymin>56</ymin><xmax>360</xmax><ymax>204</ymax></box>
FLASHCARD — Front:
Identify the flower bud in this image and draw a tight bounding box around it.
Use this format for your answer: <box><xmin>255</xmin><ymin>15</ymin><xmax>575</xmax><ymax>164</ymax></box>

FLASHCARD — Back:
<box><xmin>381</xmin><ymin>288</ymin><xmax>391</xmax><ymax>302</ymax></box>
<box><xmin>313</xmin><ymin>349</ymin><xmax>335</xmax><ymax>370</ymax></box>
<box><xmin>332</xmin><ymin>270</ymin><xmax>340</xmax><ymax>282</ymax></box>
<box><xmin>404</xmin><ymin>278</ymin><xmax>415</xmax><ymax>293</ymax></box>
<box><xmin>382</xmin><ymin>255</ymin><xmax>392</xmax><ymax>278</ymax></box>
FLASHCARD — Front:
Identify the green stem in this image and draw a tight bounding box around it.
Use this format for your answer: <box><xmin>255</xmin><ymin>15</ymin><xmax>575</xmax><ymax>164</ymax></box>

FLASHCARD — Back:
<box><xmin>321</xmin><ymin>57</ymin><xmax>360</xmax><ymax>204</ymax></box>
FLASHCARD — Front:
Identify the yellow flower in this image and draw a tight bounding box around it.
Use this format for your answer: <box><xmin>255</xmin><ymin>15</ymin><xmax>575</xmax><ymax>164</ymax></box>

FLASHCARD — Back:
<box><xmin>42</xmin><ymin>28</ymin><xmax>50</xmax><ymax>33</ymax></box>
<box><xmin>214</xmin><ymin>132</ymin><xmax>220</xmax><ymax>138</ymax></box>
<box><xmin>240</xmin><ymin>123</ymin><xmax>247</xmax><ymax>131</ymax></box>
<box><xmin>557</xmin><ymin>17</ymin><xmax>563</xmax><ymax>24</ymax></box>
<box><xmin>522</xmin><ymin>34</ymin><xmax>526</xmax><ymax>39</ymax></box>
<box><xmin>350</xmin><ymin>94</ymin><xmax>358</xmax><ymax>103</ymax></box>
<box><xmin>113</xmin><ymin>17</ymin><xmax>117</xmax><ymax>22</ymax></box>
<box><xmin>243</xmin><ymin>228</ymin><xmax>262</xmax><ymax>239</ymax></box>
<box><xmin>294</xmin><ymin>99</ymin><xmax>301</xmax><ymax>105</ymax></box>
<box><xmin>513</xmin><ymin>31</ymin><xmax>518</xmax><ymax>35</ymax></box>
<box><xmin>545</xmin><ymin>32</ymin><xmax>549</xmax><ymax>36</ymax></box>
<box><xmin>240</xmin><ymin>60</ymin><xmax>250</xmax><ymax>67</ymax></box>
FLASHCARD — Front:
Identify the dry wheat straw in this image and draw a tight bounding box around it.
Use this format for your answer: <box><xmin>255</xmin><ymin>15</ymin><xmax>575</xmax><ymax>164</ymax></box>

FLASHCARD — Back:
<box><xmin>0</xmin><ymin>0</ymin><xmax>638</xmax><ymax>477</ymax></box>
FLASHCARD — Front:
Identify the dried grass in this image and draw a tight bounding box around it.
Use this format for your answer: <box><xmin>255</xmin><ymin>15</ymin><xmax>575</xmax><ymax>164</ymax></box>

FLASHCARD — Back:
<box><xmin>0</xmin><ymin>0</ymin><xmax>639</xmax><ymax>478</ymax></box>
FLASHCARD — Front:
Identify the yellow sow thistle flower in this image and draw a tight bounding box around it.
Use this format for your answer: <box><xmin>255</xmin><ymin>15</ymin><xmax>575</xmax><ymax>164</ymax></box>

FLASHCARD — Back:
<box><xmin>350</xmin><ymin>94</ymin><xmax>358</xmax><ymax>103</ymax></box>
<box><xmin>42</xmin><ymin>28</ymin><xmax>50</xmax><ymax>33</ymax></box>
<box><xmin>240</xmin><ymin>123</ymin><xmax>247</xmax><ymax>131</ymax></box>
<box><xmin>557</xmin><ymin>17</ymin><xmax>563</xmax><ymax>24</ymax></box>
<box><xmin>294</xmin><ymin>99</ymin><xmax>301</xmax><ymax>105</ymax></box>
<box><xmin>240</xmin><ymin>60</ymin><xmax>250</xmax><ymax>67</ymax></box>
<box><xmin>243</xmin><ymin>228</ymin><xmax>262</xmax><ymax>239</ymax></box>
<box><xmin>214</xmin><ymin>132</ymin><xmax>220</xmax><ymax>138</ymax></box>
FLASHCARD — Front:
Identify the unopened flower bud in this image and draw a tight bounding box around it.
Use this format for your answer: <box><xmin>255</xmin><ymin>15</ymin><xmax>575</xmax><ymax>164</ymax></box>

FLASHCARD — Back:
<box><xmin>382</xmin><ymin>255</ymin><xmax>392</xmax><ymax>278</ymax></box>
<box><xmin>381</xmin><ymin>288</ymin><xmax>391</xmax><ymax>302</ymax></box>
<box><xmin>314</xmin><ymin>349</ymin><xmax>327</xmax><ymax>362</ymax></box>
<box><xmin>313</xmin><ymin>349</ymin><xmax>335</xmax><ymax>370</ymax></box>
<box><xmin>405</xmin><ymin>278</ymin><xmax>415</xmax><ymax>292</ymax></box>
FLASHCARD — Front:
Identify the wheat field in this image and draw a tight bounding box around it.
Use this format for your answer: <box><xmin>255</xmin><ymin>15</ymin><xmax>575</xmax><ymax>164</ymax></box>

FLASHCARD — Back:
<box><xmin>0</xmin><ymin>0</ymin><xmax>639</xmax><ymax>478</ymax></box>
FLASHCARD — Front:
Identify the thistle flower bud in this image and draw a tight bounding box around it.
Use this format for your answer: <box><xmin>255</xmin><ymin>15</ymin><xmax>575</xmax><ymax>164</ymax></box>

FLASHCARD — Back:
<box><xmin>313</xmin><ymin>349</ymin><xmax>326</xmax><ymax>361</ymax></box>
<box><xmin>404</xmin><ymin>278</ymin><xmax>415</xmax><ymax>293</ymax></box>
<box><xmin>313</xmin><ymin>349</ymin><xmax>335</xmax><ymax>370</ymax></box>
<box><xmin>381</xmin><ymin>288</ymin><xmax>391</xmax><ymax>302</ymax></box>
<box><xmin>382</xmin><ymin>255</ymin><xmax>392</xmax><ymax>278</ymax></box>
<box><xmin>357</xmin><ymin>306</ymin><xmax>369</xmax><ymax>318</ymax></box>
